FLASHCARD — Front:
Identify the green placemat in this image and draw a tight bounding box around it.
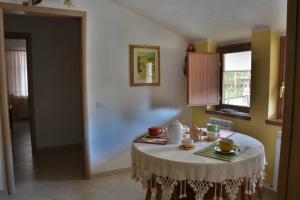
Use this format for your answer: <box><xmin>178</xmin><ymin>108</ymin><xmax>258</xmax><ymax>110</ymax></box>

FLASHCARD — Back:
<box><xmin>194</xmin><ymin>143</ymin><xmax>249</xmax><ymax>162</ymax></box>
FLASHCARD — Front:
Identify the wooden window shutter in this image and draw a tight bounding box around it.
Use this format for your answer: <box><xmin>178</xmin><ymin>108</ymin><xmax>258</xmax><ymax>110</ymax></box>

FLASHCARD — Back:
<box><xmin>187</xmin><ymin>53</ymin><xmax>220</xmax><ymax>106</ymax></box>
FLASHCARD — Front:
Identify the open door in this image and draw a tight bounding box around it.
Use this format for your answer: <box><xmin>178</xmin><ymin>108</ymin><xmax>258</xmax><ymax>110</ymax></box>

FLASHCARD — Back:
<box><xmin>0</xmin><ymin>8</ymin><xmax>16</xmax><ymax>194</ymax></box>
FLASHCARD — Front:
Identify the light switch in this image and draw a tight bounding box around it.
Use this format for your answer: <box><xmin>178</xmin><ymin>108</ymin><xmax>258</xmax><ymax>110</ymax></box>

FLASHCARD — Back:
<box><xmin>96</xmin><ymin>100</ymin><xmax>105</xmax><ymax>109</ymax></box>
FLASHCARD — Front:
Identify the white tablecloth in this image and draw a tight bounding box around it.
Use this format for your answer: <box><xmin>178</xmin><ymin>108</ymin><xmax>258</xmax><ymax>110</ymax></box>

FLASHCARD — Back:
<box><xmin>132</xmin><ymin>133</ymin><xmax>266</xmax><ymax>200</ymax></box>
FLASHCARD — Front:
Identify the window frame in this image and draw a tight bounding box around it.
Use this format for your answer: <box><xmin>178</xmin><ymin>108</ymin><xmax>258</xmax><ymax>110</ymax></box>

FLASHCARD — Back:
<box><xmin>217</xmin><ymin>42</ymin><xmax>252</xmax><ymax>113</ymax></box>
<box><xmin>277</xmin><ymin>36</ymin><xmax>286</xmax><ymax>119</ymax></box>
<box><xmin>265</xmin><ymin>36</ymin><xmax>286</xmax><ymax>127</ymax></box>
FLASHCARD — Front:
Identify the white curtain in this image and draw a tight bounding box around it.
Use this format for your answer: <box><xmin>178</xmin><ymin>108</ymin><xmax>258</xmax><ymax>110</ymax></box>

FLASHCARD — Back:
<box><xmin>5</xmin><ymin>51</ymin><xmax>28</xmax><ymax>97</ymax></box>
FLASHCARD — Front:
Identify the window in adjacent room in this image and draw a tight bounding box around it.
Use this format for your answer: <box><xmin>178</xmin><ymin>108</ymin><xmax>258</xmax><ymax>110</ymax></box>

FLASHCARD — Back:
<box><xmin>5</xmin><ymin>39</ymin><xmax>28</xmax><ymax>98</ymax></box>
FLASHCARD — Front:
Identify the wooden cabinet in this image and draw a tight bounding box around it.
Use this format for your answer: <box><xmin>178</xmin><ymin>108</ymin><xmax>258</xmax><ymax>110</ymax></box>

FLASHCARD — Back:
<box><xmin>187</xmin><ymin>53</ymin><xmax>220</xmax><ymax>106</ymax></box>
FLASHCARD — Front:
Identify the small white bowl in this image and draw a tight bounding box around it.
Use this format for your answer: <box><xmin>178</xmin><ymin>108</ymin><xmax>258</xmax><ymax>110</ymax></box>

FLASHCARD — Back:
<box><xmin>182</xmin><ymin>138</ymin><xmax>194</xmax><ymax>147</ymax></box>
<box><xmin>207</xmin><ymin>131</ymin><xmax>218</xmax><ymax>139</ymax></box>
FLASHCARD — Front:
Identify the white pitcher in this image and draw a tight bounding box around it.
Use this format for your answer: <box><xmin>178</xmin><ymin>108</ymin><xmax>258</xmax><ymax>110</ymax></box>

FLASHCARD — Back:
<box><xmin>167</xmin><ymin>120</ymin><xmax>183</xmax><ymax>144</ymax></box>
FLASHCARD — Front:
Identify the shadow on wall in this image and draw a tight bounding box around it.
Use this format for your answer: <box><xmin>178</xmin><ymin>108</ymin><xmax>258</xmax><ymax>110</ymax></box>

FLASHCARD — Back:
<box><xmin>89</xmin><ymin>89</ymin><xmax>185</xmax><ymax>172</ymax></box>
<box><xmin>77</xmin><ymin>0</ymin><xmax>190</xmax><ymax>174</ymax></box>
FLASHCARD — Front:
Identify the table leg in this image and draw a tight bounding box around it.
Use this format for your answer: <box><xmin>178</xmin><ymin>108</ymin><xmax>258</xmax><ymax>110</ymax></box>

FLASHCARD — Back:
<box><xmin>241</xmin><ymin>180</ymin><xmax>246</xmax><ymax>200</ymax></box>
<box><xmin>156</xmin><ymin>183</ymin><xmax>162</xmax><ymax>200</ymax></box>
<box><xmin>145</xmin><ymin>182</ymin><xmax>152</xmax><ymax>200</ymax></box>
<box><xmin>257</xmin><ymin>187</ymin><xmax>262</xmax><ymax>199</ymax></box>
<box><xmin>172</xmin><ymin>185</ymin><xmax>179</xmax><ymax>200</ymax></box>
<box><xmin>248</xmin><ymin>194</ymin><xmax>255</xmax><ymax>200</ymax></box>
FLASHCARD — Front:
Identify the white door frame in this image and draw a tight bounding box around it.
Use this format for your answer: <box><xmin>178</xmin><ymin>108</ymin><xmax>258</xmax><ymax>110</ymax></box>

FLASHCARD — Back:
<box><xmin>0</xmin><ymin>3</ymin><xmax>90</xmax><ymax>194</ymax></box>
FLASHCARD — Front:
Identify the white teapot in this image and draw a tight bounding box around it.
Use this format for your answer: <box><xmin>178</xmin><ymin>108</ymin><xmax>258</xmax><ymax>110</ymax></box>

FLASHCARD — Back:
<box><xmin>167</xmin><ymin>120</ymin><xmax>183</xmax><ymax>144</ymax></box>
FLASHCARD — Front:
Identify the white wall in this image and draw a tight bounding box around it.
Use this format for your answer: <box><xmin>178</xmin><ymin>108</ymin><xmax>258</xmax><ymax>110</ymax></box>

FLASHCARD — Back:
<box><xmin>5</xmin><ymin>39</ymin><xmax>26</xmax><ymax>51</ymax></box>
<box><xmin>4</xmin><ymin>15</ymin><xmax>83</xmax><ymax>148</ymax></box>
<box><xmin>0</xmin><ymin>0</ymin><xmax>191</xmax><ymax>175</ymax></box>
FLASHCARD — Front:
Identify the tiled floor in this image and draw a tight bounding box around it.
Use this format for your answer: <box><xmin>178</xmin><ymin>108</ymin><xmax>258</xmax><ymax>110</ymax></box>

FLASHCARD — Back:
<box><xmin>11</xmin><ymin>120</ymin><xmax>35</xmax><ymax>181</ymax></box>
<box><xmin>0</xmin><ymin>121</ymin><xmax>277</xmax><ymax>200</ymax></box>
<box><xmin>11</xmin><ymin>121</ymin><xmax>84</xmax><ymax>182</ymax></box>
<box><xmin>0</xmin><ymin>172</ymin><xmax>145</xmax><ymax>200</ymax></box>
<box><xmin>0</xmin><ymin>173</ymin><xmax>275</xmax><ymax>200</ymax></box>
<box><xmin>0</xmin><ymin>172</ymin><xmax>278</xmax><ymax>200</ymax></box>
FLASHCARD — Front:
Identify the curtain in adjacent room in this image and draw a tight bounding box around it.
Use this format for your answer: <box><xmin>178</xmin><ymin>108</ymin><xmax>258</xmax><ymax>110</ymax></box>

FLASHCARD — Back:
<box><xmin>5</xmin><ymin>50</ymin><xmax>28</xmax><ymax>97</ymax></box>
<box><xmin>5</xmin><ymin>50</ymin><xmax>29</xmax><ymax>120</ymax></box>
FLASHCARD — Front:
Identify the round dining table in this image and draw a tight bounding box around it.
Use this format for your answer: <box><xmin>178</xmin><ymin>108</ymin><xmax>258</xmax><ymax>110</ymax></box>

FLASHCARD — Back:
<box><xmin>132</xmin><ymin>132</ymin><xmax>266</xmax><ymax>200</ymax></box>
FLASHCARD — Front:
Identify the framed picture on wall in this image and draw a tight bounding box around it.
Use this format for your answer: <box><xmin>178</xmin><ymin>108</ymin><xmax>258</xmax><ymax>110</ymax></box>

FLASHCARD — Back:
<box><xmin>130</xmin><ymin>45</ymin><xmax>160</xmax><ymax>86</ymax></box>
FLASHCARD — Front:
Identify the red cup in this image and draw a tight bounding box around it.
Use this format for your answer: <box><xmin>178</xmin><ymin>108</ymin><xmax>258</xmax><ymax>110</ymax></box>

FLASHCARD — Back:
<box><xmin>148</xmin><ymin>127</ymin><xmax>162</xmax><ymax>136</ymax></box>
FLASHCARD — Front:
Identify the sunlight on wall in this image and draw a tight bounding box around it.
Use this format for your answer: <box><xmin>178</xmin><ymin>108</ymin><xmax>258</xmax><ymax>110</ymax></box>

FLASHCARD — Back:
<box><xmin>82</xmin><ymin>0</ymin><xmax>192</xmax><ymax>174</ymax></box>
<box><xmin>268</xmin><ymin>32</ymin><xmax>280</xmax><ymax>119</ymax></box>
<box><xmin>89</xmin><ymin>98</ymin><xmax>182</xmax><ymax>172</ymax></box>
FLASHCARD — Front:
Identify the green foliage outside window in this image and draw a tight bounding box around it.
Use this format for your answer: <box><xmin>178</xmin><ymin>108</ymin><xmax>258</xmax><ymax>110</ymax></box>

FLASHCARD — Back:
<box><xmin>223</xmin><ymin>70</ymin><xmax>251</xmax><ymax>100</ymax></box>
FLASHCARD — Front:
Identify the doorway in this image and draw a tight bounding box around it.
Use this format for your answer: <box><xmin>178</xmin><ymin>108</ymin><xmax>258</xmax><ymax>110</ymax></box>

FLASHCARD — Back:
<box><xmin>0</xmin><ymin>4</ymin><xmax>90</xmax><ymax>194</ymax></box>
<box><xmin>4</xmin><ymin>33</ymin><xmax>37</xmax><ymax>183</ymax></box>
<box><xmin>4</xmin><ymin>13</ymin><xmax>84</xmax><ymax>184</ymax></box>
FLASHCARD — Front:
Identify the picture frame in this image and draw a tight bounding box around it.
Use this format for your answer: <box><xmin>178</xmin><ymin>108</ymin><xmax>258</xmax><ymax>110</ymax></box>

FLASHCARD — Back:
<box><xmin>130</xmin><ymin>45</ymin><xmax>160</xmax><ymax>86</ymax></box>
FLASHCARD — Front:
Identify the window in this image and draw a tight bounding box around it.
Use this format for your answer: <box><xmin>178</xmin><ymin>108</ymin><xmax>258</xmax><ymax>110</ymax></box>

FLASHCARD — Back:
<box><xmin>222</xmin><ymin>51</ymin><xmax>251</xmax><ymax>107</ymax></box>
<box><xmin>265</xmin><ymin>37</ymin><xmax>285</xmax><ymax>126</ymax></box>
<box><xmin>277</xmin><ymin>37</ymin><xmax>286</xmax><ymax>119</ymax></box>
<box><xmin>5</xmin><ymin>50</ymin><xmax>28</xmax><ymax>97</ymax></box>
<box><xmin>218</xmin><ymin>43</ymin><xmax>252</xmax><ymax>113</ymax></box>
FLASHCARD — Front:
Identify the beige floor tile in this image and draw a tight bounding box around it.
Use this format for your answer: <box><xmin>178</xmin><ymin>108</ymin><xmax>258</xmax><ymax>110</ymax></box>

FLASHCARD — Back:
<box><xmin>62</xmin><ymin>185</ymin><xmax>112</xmax><ymax>200</ymax></box>
<box><xmin>103</xmin><ymin>190</ymin><xmax>144</xmax><ymax>200</ymax></box>
<box><xmin>0</xmin><ymin>193</ymin><xmax>55</xmax><ymax>200</ymax></box>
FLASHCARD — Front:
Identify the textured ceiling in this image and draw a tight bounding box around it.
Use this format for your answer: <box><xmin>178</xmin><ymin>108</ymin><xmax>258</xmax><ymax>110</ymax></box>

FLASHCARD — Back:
<box><xmin>111</xmin><ymin>0</ymin><xmax>287</xmax><ymax>44</ymax></box>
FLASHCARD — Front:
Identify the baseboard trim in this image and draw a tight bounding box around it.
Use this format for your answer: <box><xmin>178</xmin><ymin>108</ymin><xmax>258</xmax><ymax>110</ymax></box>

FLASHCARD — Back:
<box><xmin>0</xmin><ymin>190</ymin><xmax>8</xmax><ymax>195</ymax></box>
<box><xmin>91</xmin><ymin>167</ymin><xmax>132</xmax><ymax>178</ymax></box>
<box><xmin>37</xmin><ymin>143</ymin><xmax>83</xmax><ymax>152</ymax></box>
